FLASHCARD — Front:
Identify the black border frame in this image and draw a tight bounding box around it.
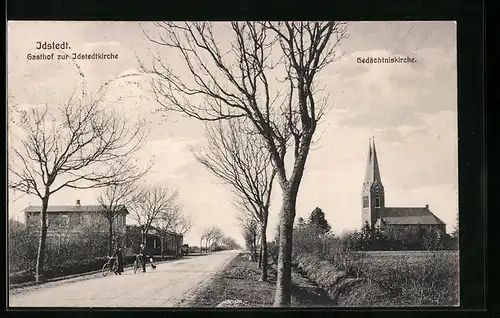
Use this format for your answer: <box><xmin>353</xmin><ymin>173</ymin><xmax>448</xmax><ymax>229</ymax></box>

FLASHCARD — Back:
<box><xmin>5</xmin><ymin>0</ymin><xmax>487</xmax><ymax>316</ymax></box>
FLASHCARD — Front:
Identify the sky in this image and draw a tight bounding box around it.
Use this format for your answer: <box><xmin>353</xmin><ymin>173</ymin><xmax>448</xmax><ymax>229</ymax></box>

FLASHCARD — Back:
<box><xmin>7</xmin><ymin>21</ymin><xmax>458</xmax><ymax>246</ymax></box>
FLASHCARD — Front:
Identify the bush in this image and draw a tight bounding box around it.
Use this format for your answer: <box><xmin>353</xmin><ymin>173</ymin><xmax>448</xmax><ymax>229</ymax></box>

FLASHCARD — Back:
<box><xmin>9</xmin><ymin>222</ymin><xmax>110</xmax><ymax>277</ymax></box>
<box><xmin>267</xmin><ymin>241</ymin><xmax>279</xmax><ymax>265</ymax></box>
<box><xmin>359</xmin><ymin>251</ymin><xmax>459</xmax><ymax>306</ymax></box>
<box><xmin>42</xmin><ymin>258</ymin><xmax>107</xmax><ymax>279</ymax></box>
<box><xmin>8</xmin><ymin>223</ymin><xmax>38</xmax><ymax>274</ymax></box>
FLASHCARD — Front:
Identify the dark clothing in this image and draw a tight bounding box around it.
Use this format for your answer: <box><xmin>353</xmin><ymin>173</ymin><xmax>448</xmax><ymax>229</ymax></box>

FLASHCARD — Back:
<box><xmin>139</xmin><ymin>246</ymin><xmax>149</xmax><ymax>272</ymax></box>
<box><xmin>112</xmin><ymin>248</ymin><xmax>124</xmax><ymax>274</ymax></box>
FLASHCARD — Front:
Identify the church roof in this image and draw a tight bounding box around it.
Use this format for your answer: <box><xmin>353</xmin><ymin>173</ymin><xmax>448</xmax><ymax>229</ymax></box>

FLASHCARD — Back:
<box><xmin>382</xmin><ymin>206</ymin><xmax>445</xmax><ymax>225</ymax></box>
<box><xmin>363</xmin><ymin>138</ymin><xmax>383</xmax><ymax>188</ymax></box>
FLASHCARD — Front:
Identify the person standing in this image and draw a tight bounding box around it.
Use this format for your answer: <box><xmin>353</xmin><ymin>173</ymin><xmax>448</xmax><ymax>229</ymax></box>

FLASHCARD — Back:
<box><xmin>112</xmin><ymin>246</ymin><xmax>124</xmax><ymax>275</ymax></box>
<box><xmin>139</xmin><ymin>243</ymin><xmax>148</xmax><ymax>273</ymax></box>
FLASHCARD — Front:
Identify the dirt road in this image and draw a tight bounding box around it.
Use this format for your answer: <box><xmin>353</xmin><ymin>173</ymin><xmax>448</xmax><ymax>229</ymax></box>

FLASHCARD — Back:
<box><xmin>9</xmin><ymin>250</ymin><xmax>240</xmax><ymax>308</ymax></box>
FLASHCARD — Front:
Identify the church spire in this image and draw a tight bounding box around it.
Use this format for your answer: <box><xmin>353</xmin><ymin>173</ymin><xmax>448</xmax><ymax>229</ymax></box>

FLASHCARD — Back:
<box><xmin>363</xmin><ymin>137</ymin><xmax>373</xmax><ymax>184</ymax></box>
<box><xmin>371</xmin><ymin>137</ymin><xmax>382</xmax><ymax>184</ymax></box>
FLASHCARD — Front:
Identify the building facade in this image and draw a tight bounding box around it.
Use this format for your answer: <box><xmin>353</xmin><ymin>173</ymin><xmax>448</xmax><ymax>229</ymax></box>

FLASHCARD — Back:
<box><xmin>124</xmin><ymin>225</ymin><xmax>183</xmax><ymax>257</ymax></box>
<box><xmin>23</xmin><ymin>200</ymin><xmax>128</xmax><ymax>250</ymax></box>
<box><xmin>23</xmin><ymin>200</ymin><xmax>183</xmax><ymax>257</ymax></box>
<box><xmin>361</xmin><ymin>138</ymin><xmax>446</xmax><ymax>239</ymax></box>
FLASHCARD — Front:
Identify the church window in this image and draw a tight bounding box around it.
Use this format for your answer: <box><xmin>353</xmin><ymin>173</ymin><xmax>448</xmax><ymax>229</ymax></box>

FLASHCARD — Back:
<box><xmin>375</xmin><ymin>196</ymin><xmax>381</xmax><ymax>208</ymax></box>
<box><xmin>362</xmin><ymin>196</ymin><xmax>369</xmax><ymax>208</ymax></box>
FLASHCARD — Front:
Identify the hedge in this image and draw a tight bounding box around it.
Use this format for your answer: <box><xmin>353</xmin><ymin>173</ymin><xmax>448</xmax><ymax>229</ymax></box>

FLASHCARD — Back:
<box><xmin>9</xmin><ymin>254</ymin><xmax>176</xmax><ymax>286</ymax></box>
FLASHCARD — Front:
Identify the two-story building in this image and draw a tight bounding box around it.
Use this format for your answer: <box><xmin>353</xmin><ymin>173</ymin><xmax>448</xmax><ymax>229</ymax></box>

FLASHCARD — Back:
<box><xmin>23</xmin><ymin>200</ymin><xmax>184</xmax><ymax>258</ymax></box>
<box><xmin>23</xmin><ymin>200</ymin><xmax>128</xmax><ymax>250</ymax></box>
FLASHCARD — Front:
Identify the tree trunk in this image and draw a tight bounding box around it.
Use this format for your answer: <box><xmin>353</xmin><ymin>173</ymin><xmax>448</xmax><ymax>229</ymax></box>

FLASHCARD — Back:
<box><xmin>273</xmin><ymin>191</ymin><xmax>297</xmax><ymax>307</ymax></box>
<box><xmin>260</xmin><ymin>220</ymin><xmax>268</xmax><ymax>282</ymax></box>
<box><xmin>35</xmin><ymin>195</ymin><xmax>50</xmax><ymax>283</ymax></box>
<box><xmin>252</xmin><ymin>232</ymin><xmax>257</xmax><ymax>261</ymax></box>
<box><xmin>258</xmin><ymin>240</ymin><xmax>263</xmax><ymax>268</ymax></box>
<box><xmin>160</xmin><ymin>233</ymin><xmax>164</xmax><ymax>260</ymax></box>
<box><xmin>200</xmin><ymin>238</ymin><xmax>203</xmax><ymax>254</ymax></box>
<box><xmin>108</xmin><ymin>221</ymin><xmax>114</xmax><ymax>257</ymax></box>
<box><xmin>174</xmin><ymin>236</ymin><xmax>179</xmax><ymax>257</ymax></box>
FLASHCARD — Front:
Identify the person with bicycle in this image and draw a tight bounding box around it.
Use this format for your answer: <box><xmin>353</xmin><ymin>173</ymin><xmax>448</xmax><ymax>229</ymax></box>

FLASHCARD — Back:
<box><xmin>111</xmin><ymin>246</ymin><xmax>124</xmax><ymax>275</ymax></box>
<box><xmin>139</xmin><ymin>243</ymin><xmax>150</xmax><ymax>273</ymax></box>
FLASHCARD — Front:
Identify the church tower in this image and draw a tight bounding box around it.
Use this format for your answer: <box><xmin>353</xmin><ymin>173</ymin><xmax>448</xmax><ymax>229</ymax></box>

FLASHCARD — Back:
<box><xmin>361</xmin><ymin>138</ymin><xmax>385</xmax><ymax>227</ymax></box>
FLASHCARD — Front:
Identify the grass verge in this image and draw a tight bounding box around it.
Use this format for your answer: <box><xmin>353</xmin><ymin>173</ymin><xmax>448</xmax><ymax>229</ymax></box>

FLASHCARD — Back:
<box><xmin>190</xmin><ymin>253</ymin><xmax>336</xmax><ymax>307</ymax></box>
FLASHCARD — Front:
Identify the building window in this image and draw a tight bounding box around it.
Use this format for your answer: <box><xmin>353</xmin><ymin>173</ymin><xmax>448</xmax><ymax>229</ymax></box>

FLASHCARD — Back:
<box><xmin>60</xmin><ymin>215</ymin><xmax>69</xmax><ymax>227</ymax></box>
<box><xmin>362</xmin><ymin>196</ymin><xmax>369</xmax><ymax>208</ymax></box>
<box><xmin>375</xmin><ymin>196</ymin><xmax>381</xmax><ymax>208</ymax></box>
<box><xmin>83</xmin><ymin>214</ymin><xmax>91</xmax><ymax>225</ymax></box>
<box><xmin>72</xmin><ymin>214</ymin><xmax>82</xmax><ymax>226</ymax></box>
<box><xmin>118</xmin><ymin>214</ymin><xmax>126</xmax><ymax>226</ymax></box>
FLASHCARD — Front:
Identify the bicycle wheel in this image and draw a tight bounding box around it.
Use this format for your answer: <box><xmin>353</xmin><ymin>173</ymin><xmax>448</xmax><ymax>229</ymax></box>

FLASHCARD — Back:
<box><xmin>102</xmin><ymin>262</ymin><xmax>110</xmax><ymax>277</ymax></box>
<box><xmin>133</xmin><ymin>260</ymin><xmax>138</xmax><ymax>274</ymax></box>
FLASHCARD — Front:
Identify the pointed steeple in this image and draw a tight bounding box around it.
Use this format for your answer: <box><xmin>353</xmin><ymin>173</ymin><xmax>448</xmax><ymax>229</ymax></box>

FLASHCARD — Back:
<box><xmin>371</xmin><ymin>137</ymin><xmax>382</xmax><ymax>184</ymax></box>
<box><xmin>363</xmin><ymin>137</ymin><xmax>373</xmax><ymax>184</ymax></box>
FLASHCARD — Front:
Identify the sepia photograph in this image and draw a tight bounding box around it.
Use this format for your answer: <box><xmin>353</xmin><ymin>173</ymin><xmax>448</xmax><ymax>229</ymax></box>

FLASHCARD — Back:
<box><xmin>7</xmin><ymin>21</ymin><xmax>459</xmax><ymax>308</ymax></box>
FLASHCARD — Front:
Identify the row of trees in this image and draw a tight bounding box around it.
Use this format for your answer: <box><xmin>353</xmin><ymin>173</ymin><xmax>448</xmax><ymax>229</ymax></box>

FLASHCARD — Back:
<box><xmin>199</xmin><ymin>226</ymin><xmax>223</xmax><ymax>252</ymax></box>
<box><xmin>97</xmin><ymin>182</ymin><xmax>190</xmax><ymax>257</ymax></box>
<box><xmin>10</xmin><ymin>21</ymin><xmax>349</xmax><ymax>305</ymax></box>
<box><xmin>138</xmin><ymin>21</ymin><xmax>349</xmax><ymax>306</ymax></box>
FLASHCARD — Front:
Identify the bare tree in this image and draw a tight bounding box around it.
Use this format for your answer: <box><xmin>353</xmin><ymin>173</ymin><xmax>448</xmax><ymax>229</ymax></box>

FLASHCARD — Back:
<box><xmin>193</xmin><ymin>119</ymin><xmax>275</xmax><ymax>281</ymax></box>
<box><xmin>155</xmin><ymin>199</ymin><xmax>181</xmax><ymax>259</ymax></box>
<box><xmin>171</xmin><ymin>213</ymin><xmax>194</xmax><ymax>256</ymax></box>
<box><xmin>154</xmin><ymin>200</ymin><xmax>193</xmax><ymax>258</ymax></box>
<box><xmin>239</xmin><ymin>212</ymin><xmax>261</xmax><ymax>262</ymax></box>
<box><xmin>8</xmin><ymin>93</ymin><xmax>150</xmax><ymax>282</ymax></box>
<box><xmin>209</xmin><ymin>227</ymin><xmax>224</xmax><ymax>251</ymax></box>
<box><xmin>219</xmin><ymin>236</ymin><xmax>241</xmax><ymax>250</ymax></box>
<box><xmin>202</xmin><ymin>227</ymin><xmax>216</xmax><ymax>252</ymax></box>
<box><xmin>97</xmin><ymin>182</ymin><xmax>140</xmax><ymax>256</ymax></box>
<box><xmin>199</xmin><ymin>229</ymin><xmax>207</xmax><ymax>254</ymax></box>
<box><xmin>200</xmin><ymin>226</ymin><xmax>223</xmax><ymax>252</ymax></box>
<box><xmin>129</xmin><ymin>184</ymin><xmax>180</xmax><ymax>243</ymax></box>
<box><xmin>140</xmin><ymin>21</ymin><xmax>348</xmax><ymax>305</ymax></box>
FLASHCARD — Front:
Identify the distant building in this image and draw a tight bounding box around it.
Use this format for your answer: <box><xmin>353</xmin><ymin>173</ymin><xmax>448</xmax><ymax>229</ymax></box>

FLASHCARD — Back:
<box><xmin>361</xmin><ymin>138</ymin><xmax>446</xmax><ymax>239</ymax></box>
<box><xmin>23</xmin><ymin>200</ymin><xmax>183</xmax><ymax>257</ymax></box>
<box><xmin>23</xmin><ymin>199</ymin><xmax>128</xmax><ymax>249</ymax></box>
<box><xmin>124</xmin><ymin>225</ymin><xmax>183</xmax><ymax>257</ymax></box>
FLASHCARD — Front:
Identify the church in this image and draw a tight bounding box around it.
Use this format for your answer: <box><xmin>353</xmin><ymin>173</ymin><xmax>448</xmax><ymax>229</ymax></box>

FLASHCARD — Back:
<box><xmin>361</xmin><ymin>138</ymin><xmax>446</xmax><ymax>239</ymax></box>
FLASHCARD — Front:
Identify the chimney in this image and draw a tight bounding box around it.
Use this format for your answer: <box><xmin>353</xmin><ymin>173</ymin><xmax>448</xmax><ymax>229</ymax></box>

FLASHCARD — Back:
<box><xmin>76</xmin><ymin>200</ymin><xmax>81</xmax><ymax>206</ymax></box>
<box><xmin>425</xmin><ymin>204</ymin><xmax>429</xmax><ymax>209</ymax></box>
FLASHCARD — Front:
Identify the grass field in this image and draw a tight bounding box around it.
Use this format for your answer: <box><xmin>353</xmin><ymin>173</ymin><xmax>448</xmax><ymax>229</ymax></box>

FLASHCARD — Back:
<box><xmin>351</xmin><ymin>250</ymin><xmax>460</xmax><ymax>306</ymax></box>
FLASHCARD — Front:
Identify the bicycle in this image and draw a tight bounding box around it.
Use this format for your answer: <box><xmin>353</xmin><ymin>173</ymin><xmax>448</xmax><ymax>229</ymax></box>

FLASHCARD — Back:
<box><xmin>102</xmin><ymin>256</ymin><xmax>118</xmax><ymax>277</ymax></box>
<box><xmin>133</xmin><ymin>254</ymin><xmax>156</xmax><ymax>273</ymax></box>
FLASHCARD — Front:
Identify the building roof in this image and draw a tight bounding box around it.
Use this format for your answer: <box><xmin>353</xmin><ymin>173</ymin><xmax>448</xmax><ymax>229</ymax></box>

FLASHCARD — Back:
<box><xmin>363</xmin><ymin>138</ymin><xmax>384</xmax><ymax>189</ymax></box>
<box><xmin>23</xmin><ymin>204</ymin><xmax>129</xmax><ymax>214</ymax></box>
<box><xmin>126</xmin><ymin>224</ymin><xmax>180</xmax><ymax>237</ymax></box>
<box><xmin>382</xmin><ymin>206</ymin><xmax>446</xmax><ymax>225</ymax></box>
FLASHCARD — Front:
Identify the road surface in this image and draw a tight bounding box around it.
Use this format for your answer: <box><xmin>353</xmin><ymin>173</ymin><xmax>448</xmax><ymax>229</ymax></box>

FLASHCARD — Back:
<box><xmin>9</xmin><ymin>250</ymin><xmax>240</xmax><ymax>307</ymax></box>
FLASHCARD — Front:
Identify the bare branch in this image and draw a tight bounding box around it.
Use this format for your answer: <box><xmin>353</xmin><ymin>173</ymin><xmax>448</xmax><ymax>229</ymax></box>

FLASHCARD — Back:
<box><xmin>128</xmin><ymin>183</ymin><xmax>181</xmax><ymax>238</ymax></box>
<box><xmin>192</xmin><ymin>119</ymin><xmax>275</xmax><ymax>228</ymax></box>
<box><xmin>8</xmin><ymin>93</ymin><xmax>152</xmax><ymax>201</ymax></box>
